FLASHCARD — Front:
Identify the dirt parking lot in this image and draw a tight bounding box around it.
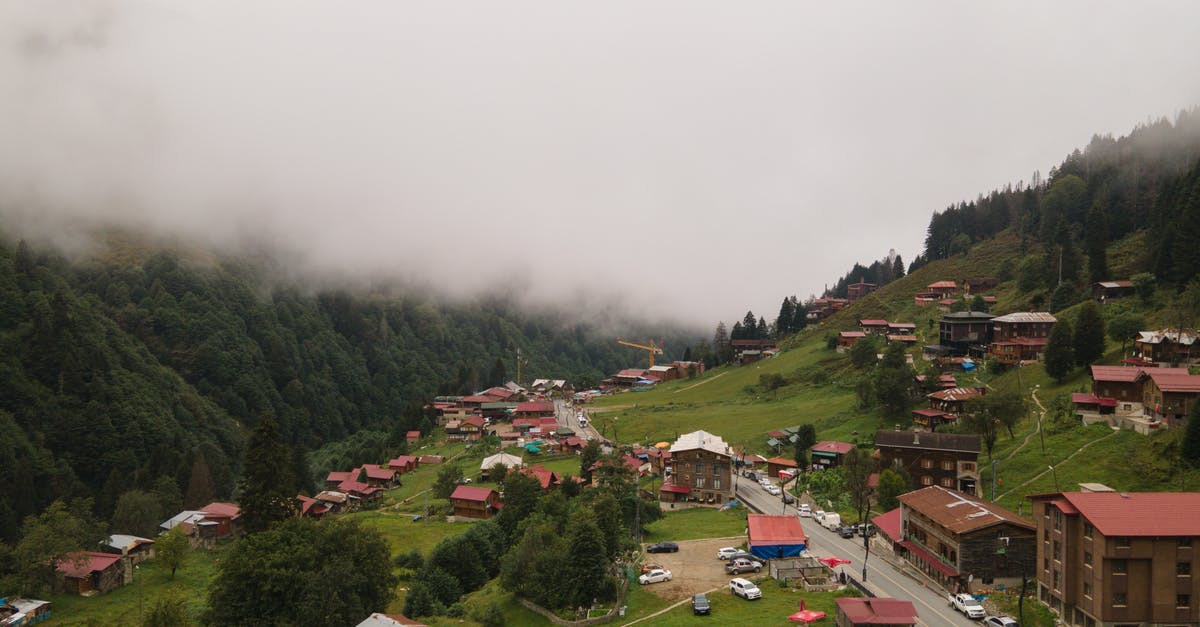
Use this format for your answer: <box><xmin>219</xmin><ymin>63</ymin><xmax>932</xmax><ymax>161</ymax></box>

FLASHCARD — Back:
<box><xmin>640</xmin><ymin>537</ymin><xmax>754</xmax><ymax>600</ymax></box>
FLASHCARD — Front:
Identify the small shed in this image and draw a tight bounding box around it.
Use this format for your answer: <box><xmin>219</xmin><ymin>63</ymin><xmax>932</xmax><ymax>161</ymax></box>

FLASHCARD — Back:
<box><xmin>747</xmin><ymin>514</ymin><xmax>808</xmax><ymax>560</ymax></box>
<box><xmin>56</xmin><ymin>552</ymin><xmax>125</xmax><ymax>595</ymax></box>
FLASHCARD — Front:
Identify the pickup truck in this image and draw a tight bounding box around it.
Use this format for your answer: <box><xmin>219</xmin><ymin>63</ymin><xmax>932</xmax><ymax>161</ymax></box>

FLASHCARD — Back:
<box><xmin>948</xmin><ymin>593</ymin><xmax>986</xmax><ymax>619</ymax></box>
<box><xmin>724</xmin><ymin>558</ymin><xmax>762</xmax><ymax>575</ymax></box>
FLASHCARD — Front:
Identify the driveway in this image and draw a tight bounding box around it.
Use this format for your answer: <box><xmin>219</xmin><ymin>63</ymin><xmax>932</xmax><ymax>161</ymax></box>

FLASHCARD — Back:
<box><xmin>639</xmin><ymin>538</ymin><xmax>746</xmax><ymax>600</ymax></box>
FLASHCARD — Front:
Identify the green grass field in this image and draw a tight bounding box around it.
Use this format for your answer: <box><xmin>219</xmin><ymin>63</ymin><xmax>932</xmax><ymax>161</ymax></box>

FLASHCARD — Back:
<box><xmin>645</xmin><ymin>581</ymin><xmax>856</xmax><ymax>626</ymax></box>
<box><xmin>642</xmin><ymin>506</ymin><xmax>750</xmax><ymax>543</ymax></box>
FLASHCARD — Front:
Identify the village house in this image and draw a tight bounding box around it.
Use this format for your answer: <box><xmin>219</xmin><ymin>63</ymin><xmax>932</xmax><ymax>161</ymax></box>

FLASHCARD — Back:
<box><xmin>888</xmin><ymin>322</ymin><xmax>917</xmax><ymax>335</ymax></box>
<box><xmin>360</xmin><ymin>464</ymin><xmax>397</xmax><ymax>487</ymax></box>
<box><xmin>937</xmin><ymin>311</ymin><xmax>995</xmax><ymax>356</ymax></box>
<box><xmin>55</xmin><ymin>552</ymin><xmax>125</xmax><ymax>595</ymax></box>
<box><xmin>810</xmin><ymin>441</ymin><xmax>855</xmax><ymax>469</ymax></box>
<box><xmin>646</xmin><ymin>364</ymin><xmax>679</xmax><ymax>382</ymax></box>
<box><xmin>964</xmin><ymin>277</ymin><xmax>999</xmax><ymax>295</ymax></box>
<box><xmin>314</xmin><ymin>490</ymin><xmax>350</xmax><ymax>514</ymax></box>
<box><xmin>1140</xmin><ymin>368</ymin><xmax>1200</xmax><ymax>424</ymax></box>
<box><xmin>668</xmin><ymin>360</ymin><xmax>705</xmax><ymax>378</ymax></box>
<box><xmin>101</xmin><ymin>535</ymin><xmax>155</xmax><ymax>565</ymax></box>
<box><xmin>838</xmin><ymin>331</ymin><xmax>867</xmax><ymax>351</ymax></box>
<box><xmin>991</xmin><ymin>311</ymin><xmax>1056</xmax><ymax>341</ymax></box>
<box><xmin>0</xmin><ymin>597</ymin><xmax>51</xmax><ymax>625</ymax></box>
<box><xmin>337</xmin><ymin>480</ymin><xmax>383</xmax><ymax>503</ymax></box>
<box><xmin>450</xmin><ymin>486</ymin><xmax>500</xmax><ymax>520</ymax></box>
<box><xmin>807</xmin><ymin>296</ymin><xmax>849</xmax><ymax>322</ymax></box>
<box><xmin>731</xmin><ymin>339</ymin><xmax>777</xmax><ymax>364</ymax></box>
<box><xmin>480</xmin><ymin>386</ymin><xmax>516</xmax><ymax>401</ymax></box>
<box><xmin>834</xmin><ymin>598</ymin><xmax>918</xmax><ymax>627</ymax></box>
<box><xmin>479</xmin><ymin>402</ymin><xmax>515</xmax><ymax>422</ymax></box>
<box><xmin>1090</xmin><ymin>365</ymin><xmax>1151</xmax><ymax>403</ymax></box>
<box><xmin>436</xmin><ymin>405</ymin><xmax>474</xmax><ymax>426</ymax></box>
<box><xmin>458</xmin><ymin>394</ymin><xmax>502</xmax><ymax>411</ymax></box>
<box><xmin>858</xmin><ymin>319</ymin><xmax>890</xmax><ymax>335</ymax></box>
<box><xmin>927</xmin><ymin>387</ymin><xmax>986</xmax><ymax>421</ymax></box>
<box><xmin>514</xmin><ymin>401</ymin><xmax>555</xmax><ymax>418</ymax></box>
<box><xmin>927</xmin><ymin>281</ymin><xmax>960</xmax><ymax>298</ymax></box>
<box><xmin>520</xmin><ymin>465</ymin><xmax>560</xmax><ymax>491</ymax></box>
<box><xmin>480</xmin><ymin>452</ymin><xmax>523</xmax><ymax>479</ymax></box>
<box><xmin>898</xmin><ymin>486</ymin><xmax>1035</xmax><ymax>593</ymax></box>
<box><xmin>765</xmin><ymin>456</ymin><xmax>799</xmax><ymax>479</ymax></box>
<box><xmin>1092</xmin><ymin>280</ymin><xmax>1136</xmax><ymax>302</ymax></box>
<box><xmin>388</xmin><ymin>455</ymin><xmax>419</xmax><ymax>474</ymax></box>
<box><xmin>874</xmin><ymin>430</ymin><xmax>981</xmax><ymax>496</ymax></box>
<box><xmin>159</xmin><ymin>502</ymin><xmax>243</xmax><ymax>546</ymax></box>
<box><xmin>1134</xmin><ymin>330</ymin><xmax>1198</xmax><ymax>365</ymax></box>
<box><xmin>610</xmin><ymin>369</ymin><xmax>648</xmax><ymax>388</ymax></box>
<box><xmin>847</xmin><ymin>280</ymin><xmax>878</xmax><ymax>301</ymax></box>
<box><xmin>989</xmin><ymin>337</ymin><xmax>1050</xmax><ymax>366</ymax></box>
<box><xmin>661</xmin><ymin>430</ymin><xmax>733</xmax><ymax>506</ymax></box>
<box><xmin>405</xmin><ymin>430</ymin><xmax>421</xmax><ymax>445</ymax></box>
<box><xmin>418</xmin><ymin>455</ymin><xmax>444</xmax><ymax>466</ymax></box>
<box><xmin>1027</xmin><ymin>490</ymin><xmax>1200</xmax><ymax>627</ymax></box>
<box><xmin>296</xmin><ymin>495</ymin><xmax>331</xmax><ymax>519</ymax></box>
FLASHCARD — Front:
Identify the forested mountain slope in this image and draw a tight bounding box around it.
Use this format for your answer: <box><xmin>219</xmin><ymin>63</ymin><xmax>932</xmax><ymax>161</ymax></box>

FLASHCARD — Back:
<box><xmin>0</xmin><ymin>234</ymin><xmax>699</xmax><ymax>541</ymax></box>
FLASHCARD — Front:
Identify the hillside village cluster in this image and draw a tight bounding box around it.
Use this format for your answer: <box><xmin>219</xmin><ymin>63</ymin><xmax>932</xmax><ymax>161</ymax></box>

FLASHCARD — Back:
<box><xmin>5</xmin><ymin>279</ymin><xmax>1199</xmax><ymax>627</ymax></box>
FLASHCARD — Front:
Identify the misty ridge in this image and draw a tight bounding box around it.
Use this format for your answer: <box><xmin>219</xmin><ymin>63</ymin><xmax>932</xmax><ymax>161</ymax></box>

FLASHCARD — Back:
<box><xmin>3</xmin><ymin>2</ymin><xmax>1200</xmax><ymax>326</ymax></box>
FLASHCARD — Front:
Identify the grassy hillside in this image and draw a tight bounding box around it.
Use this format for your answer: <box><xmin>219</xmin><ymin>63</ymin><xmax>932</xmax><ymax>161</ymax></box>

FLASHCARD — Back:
<box><xmin>594</xmin><ymin>227</ymin><xmax>1200</xmax><ymax>512</ymax></box>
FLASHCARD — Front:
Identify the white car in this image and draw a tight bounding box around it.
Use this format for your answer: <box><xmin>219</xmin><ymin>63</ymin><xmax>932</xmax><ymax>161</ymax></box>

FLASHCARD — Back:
<box><xmin>717</xmin><ymin>547</ymin><xmax>739</xmax><ymax>560</ymax></box>
<box><xmin>758</xmin><ymin>477</ymin><xmax>772</xmax><ymax>487</ymax></box>
<box><xmin>814</xmin><ymin>510</ymin><xmax>826</xmax><ymax>521</ymax></box>
<box><xmin>766</xmin><ymin>486</ymin><xmax>781</xmax><ymax>496</ymax></box>
<box><xmin>639</xmin><ymin>569</ymin><xmax>673</xmax><ymax>585</ymax></box>
<box><xmin>798</xmin><ymin>504</ymin><xmax>812</xmax><ymax>517</ymax></box>
<box><xmin>729</xmin><ymin>577</ymin><xmax>762</xmax><ymax>600</ymax></box>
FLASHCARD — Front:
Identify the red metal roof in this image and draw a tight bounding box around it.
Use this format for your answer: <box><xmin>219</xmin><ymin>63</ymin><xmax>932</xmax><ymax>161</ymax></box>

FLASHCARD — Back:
<box><xmin>406</xmin><ymin>430</ymin><xmax>421</xmax><ymax>438</ymax></box>
<box><xmin>928</xmin><ymin>387</ymin><xmax>985</xmax><ymax>402</ymax></box>
<box><xmin>927</xmin><ymin>281</ymin><xmax>957</xmax><ymax>289</ymax></box>
<box><xmin>1049</xmin><ymin>498</ymin><xmax>1078</xmax><ymax>515</ymax></box>
<box><xmin>516</xmin><ymin>401</ymin><xmax>555</xmax><ymax>413</ymax></box>
<box><xmin>812</xmin><ymin>441</ymin><xmax>854</xmax><ymax>455</ymax></box>
<box><xmin>460</xmin><ymin>394</ymin><xmax>501</xmax><ymax>403</ymax></box>
<box><xmin>872</xmin><ymin>508</ymin><xmax>902</xmax><ymax>541</ymax></box>
<box><xmin>56</xmin><ymin>551</ymin><xmax>123</xmax><ymax>578</ymax></box>
<box><xmin>660</xmin><ymin>482</ymin><xmax>691</xmax><ymax>494</ymax></box>
<box><xmin>835</xmin><ymin>597</ymin><xmax>919</xmax><ymax>625</ymax></box>
<box><xmin>747</xmin><ymin>514</ymin><xmax>808</xmax><ymax>546</ymax></box>
<box><xmin>859</xmin><ymin>319</ymin><xmax>890</xmax><ymax>326</ymax></box>
<box><xmin>389</xmin><ymin>455</ymin><xmax>418</xmax><ymax>467</ymax></box>
<box><xmin>839</xmin><ymin>331</ymin><xmax>867</xmax><ymax>338</ymax></box>
<box><xmin>1071</xmin><ymin>393</ymin><xmax>1117</xmax><ymax>407</ymax></box>
<box><xmin>337</xmin><ymin>480</ymin><xmax>379</xmax><ymax>495</ymax></box>
<box><xmin>765</xmin><ymin>457</ymin><xmax>798</xmax><ymax>467</ymax></box>
<box><xmin>201</xmin><ymin>502</ymin><xmax>240</xmax><ymax>519</ymax></box>
<box><xmin>361</xmin><ymin>464</ymin><xmax>395</xmax><ymax>480</ymax></box>
<box><xmin>1059</xmin><ymin>492</ymin><xmax>1200</xmax><ymax>536</ymax></box>
<box><xmin>912</xmin><ymin>408</ymin><xmax>951</xmax><ymax>417</ymax></box>
<box><xmin>326</xmin><ymin>471</ymin><xmax>354</xmax><ymax>482</ymax></box>
<box><xmin>616</xmin><ymin>369</ymin><xmax>647</xmax><ymax>378</ymax></box>
<box><xmin>450</xmin><ymin>486</ymin><xmax>496</xmax><ymax>502</ymax></box>
<box><xmin>897</xmin><ymin>539</ymin><xmax>960</xmax><ymax>577</ymax></box>
<box><xmin>1144</xmin><ymin>370</ymin><xmax>1200</xmax><ymax>393</ymax></box>
<box><xmin>1091</xmin><ymin>365</ymin><xmax>1146</xmax><ymax>382</ymax></box>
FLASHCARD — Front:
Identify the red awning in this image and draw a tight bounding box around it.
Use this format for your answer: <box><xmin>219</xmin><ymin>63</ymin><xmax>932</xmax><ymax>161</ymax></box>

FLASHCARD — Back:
<box><xmin>898</xmin><ymin>540</ymin><xmax>959</xmax><ymax>577</ymax></box>
<box><xmin>660</xmin><ymin>483</ymin><xmax>691</xmax><ymax>494</ymax></box>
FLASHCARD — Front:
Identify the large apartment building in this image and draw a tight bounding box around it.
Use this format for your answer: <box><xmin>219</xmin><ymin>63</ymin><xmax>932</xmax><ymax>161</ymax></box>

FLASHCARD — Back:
<box><xmin>662</xmin><ymin>430</ymin><xmax>733</xmax><ymax>506</ymax></box>
<box><xmin>1028</xmin><ymin>491</ymin><xmax>1200</xmax><ymax>626</ymax></box>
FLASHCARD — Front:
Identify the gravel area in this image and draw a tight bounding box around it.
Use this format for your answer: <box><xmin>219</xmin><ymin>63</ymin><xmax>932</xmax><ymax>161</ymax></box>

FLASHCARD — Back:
<box><xmin>639</xmin><ymin>537</ymin><xmax>750</xmax><ymax>600</ymax></box>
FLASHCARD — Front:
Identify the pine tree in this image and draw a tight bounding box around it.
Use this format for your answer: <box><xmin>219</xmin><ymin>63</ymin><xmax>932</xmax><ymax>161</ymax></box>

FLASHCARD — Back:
<box><xmin>758</xmin><ymin>316</ymin><xmax>769</xmax><ymax>339</ymax></box>
<box><xmin>742</xmin><ymin>311</ymin><xmax>758</xmax><ymax>339</ymax></box>
<box><xmin>1085</xmin><ymin>204</ymin><xmax>1109</xmax><ymax>283</ymax></box>
<box><xmin>777</xmin><ymin>298</ymin><xmax>794</xmax><ymax>337</ymax></box>
<box><xmin>1044</xmin><ymin>319</ymin><xmax>1075</xmax><ymax>382</ymax></box>
<box><xmin>236</xmin><ymin>415</ymin><xmax>296</xmax><ymax>533</ymax></box>
<box><xmin>1072</xmin><ymin>301</ymin><xmax>1106</xmax><ymax>366</ymax></box>
<box><xmin>892</xmin><ymin>254</ymin><xmax>905</xmax><ymax>279</ymax></box>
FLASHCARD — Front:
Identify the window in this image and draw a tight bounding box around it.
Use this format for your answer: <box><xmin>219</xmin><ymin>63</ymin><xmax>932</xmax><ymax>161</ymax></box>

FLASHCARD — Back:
<box><xmin>941</xmin><ymin>477</ymin><xmax>953</xmax><ymax>488</ymax></box>
<box><xmin>1084</xmin><ymin>551</ymin><xmax>1092</xmax><ymax>567</ymax></box>
<box><xmin>713</xmin><ymin>478</ymin><xmax>722</xmax><ymax>490</ymax></box>
<box><xmin>1179</xmin><ymin>561</ymin><xmax>1192</xmax><ymax>576</ymax></box>
<box><xmin>1083</xmin><ymin>581</ymin><xmax>1091</xmax><ymax>597</ymax></box>
<box><xmin>921</xmin><ymin>458</ymin><xmax>933</xmax><ymax>469</ymax></box>
<box><xmin>1112</xmin><ymin>559</ymin><xmax>1128</xmax><ymax>574</ymax></box>
<box><xmin>1083</xmin><ymin>522</ymin><xmax>1094</xmax><ymax>539</ymax></box>
<box><xmin>1115</xmin><ymin>536</ymin><xmax>1131</xmax><ymax>548</ymax></box>
<box><xmin>1053</xmin><ymin>510</ymin><xmax>1063</xmax><ymax>530</ymax></box>
<box><xmin>694</xmin><ymin>476</ymin><xmax>705</xmax><ymax>489</ymax></box>
<box><xmin>1112</xmin><ymin>593</ymin><xmax>1127</xmax><ymax>606</ymax></box>
<box><xmin>1180</xmin><ymin>538</ymin><xmax>1192</xmax><ymax>549</ymax></box>
<box><xmin>942</xmin><ymin>460</ymin><xmax>954</xmax><ymax>471</ymax></box>
<box><xmin>921</xmin><ymin>475</ymin><xmax>933</xmax><ymax>486</ymax></box>
<box><xmin>1044</xmin><ymin>529</ymin><xmax>1050</xmax><ymax>542</ymax></box>
<box><xmin>961</xmin><ymin>462</ymin><xmax>976</xmax><ymax>472</ymax></box>
<box><xmin>1053</xmin><ymin>541</ymin><xmax>1062</xmax><ymax>561</ymax></box>
<box><xmin>1179</xmin><ymin>594</ymin><xmax>1191</xmax><ymax>608</ymax></box>
<box><xmin>1043</xmin><ymin>557</ymin><xmax>1050</xmax><ymax>572</ymax></box>
<box><xmin>1052</xmin><ymin>570</ymin><xmax>1061</xmax><ymax>591</ymax></box>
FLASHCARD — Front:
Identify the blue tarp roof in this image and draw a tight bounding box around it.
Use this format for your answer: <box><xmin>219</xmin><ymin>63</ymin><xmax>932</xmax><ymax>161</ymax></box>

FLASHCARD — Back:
<box><xmin>524</xmin><ymin>444</ymin><xmax>541</xmax><ymax>453</ymax></box>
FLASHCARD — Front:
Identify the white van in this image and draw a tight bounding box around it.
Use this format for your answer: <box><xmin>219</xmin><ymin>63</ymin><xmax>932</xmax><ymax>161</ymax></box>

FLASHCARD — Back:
<box><xmin>821</xmin><ymin>513</ymin><xmax>842</xmax><ymax>531</ymax></box>
<box><xmin>579</xmin><ymin>417</ymin><xmax>588</xmax><ymax>428</ymax></box>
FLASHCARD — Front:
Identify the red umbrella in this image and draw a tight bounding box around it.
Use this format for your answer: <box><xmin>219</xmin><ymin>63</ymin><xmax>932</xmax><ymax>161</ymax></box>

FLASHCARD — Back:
<box><xmin>818</xmin><ymin>556</ymin><xmax>852</xmax><ymax>569</ymax></box>
<box><xmin>788</xmin><ymin>609</ymin><xmax>828</xmax><ymax>623</ymax></box>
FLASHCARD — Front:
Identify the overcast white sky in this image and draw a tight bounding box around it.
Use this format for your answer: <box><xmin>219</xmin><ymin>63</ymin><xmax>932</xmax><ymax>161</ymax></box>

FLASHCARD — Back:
<box><xmin>2</xmin><ymin>2</ymin><xmax>1199</xmax><ymax>328</ymax></box>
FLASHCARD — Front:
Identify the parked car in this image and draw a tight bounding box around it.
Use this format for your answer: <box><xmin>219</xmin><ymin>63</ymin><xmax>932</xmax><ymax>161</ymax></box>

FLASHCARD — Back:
<box><xmin>813</xmin><ymin>510</ymin><xmax>826</xmax><ymax>521</ymax></box>
<box><xmin>798</xmin><ymin>504</ymin><xmax>812</xmax><ymax>517</ymax></box>
<box><xmin>725</xmin><ymin>558</ymin><xmax>762</xmax><ymax>575</ymax></box>
<box><xmin>729</xmin><ymin>577</ymin><xmax>762</xmax><ymax>600</ymax></box>
<box><xmin>716</xmin><ymin>547</ymin><xmax>739</xmax><ymax>560</ymax></box>
<box><xmin>858</xmin><ymin>523</ymin><xmax>876</xmax><ymax>538</ymax></box>
<box><xmin>647</xmin><ymin>541</ymin><xmax>679</xmax><ymax>553</ymax></box>
<box><xmin>782</xmin><ymin>493</ymin><xmax>795</xmax><ymax>505</ymax></box>
<box><xmin>983</xmin><ymin>617</ymin><xmax>1019</xmax><ymax>627</ymax></box>
<box><xmin>640</xmin><ymin>562</ymin><xmax>663</xmax><ymax>573</ymax></box>
<box><xmin>766</xmin><ymin>486</ymin><xmax>781</xmax><ymax>496</ymax></box>
<box><xmin>837</xmin><ymin>525</ymin><xmax>856</xmax><ymax>539</ymax></box>
<box><xmin>744</xmin><ymin>471</ymin><xmax>759</xmax><ymax>481</ymax></box>
<box><xmin>692</xmin><ymin>593</ymin><xmax>711</xmax><ymax>616</ymax></box>
<box><xmin>639</xmin><ymin>569</ymin><xmax>672</xmax><ymax>585</ymax></box>
<box><xmin>948</xmin><ymin>593</ymin><xmax>986</xmax><ymax>619</ymax></box>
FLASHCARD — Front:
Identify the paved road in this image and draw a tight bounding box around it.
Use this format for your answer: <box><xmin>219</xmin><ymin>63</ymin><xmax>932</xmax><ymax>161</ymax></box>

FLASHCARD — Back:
<box><xmin>733</xmin><ymin>474</ymin><xmax>977</xmax><ymax>627</ymax></box>
<box><xmin>553</xmin><ymin>399</ymin><xmax>604</xmax><ymax>443</ymax></box>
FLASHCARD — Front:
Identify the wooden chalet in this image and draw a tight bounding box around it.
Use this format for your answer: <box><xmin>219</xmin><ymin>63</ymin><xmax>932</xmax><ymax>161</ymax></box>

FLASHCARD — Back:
<box><xmin>731</xmin><ymin>339</ymin><xmax>777</xmax><ymax>364</ymax></box>
<box><xmin>1134</xmin><ymin>330</ymin><xmax>1197</xmax><ymax>365</ymax></box>
<box><xmin>926</xmin><ymin>281</ymin><xmax>959</xmax><ymax>298</ymax></box>
<box><xmin>405</xmin><ymin>430</ymin><xmax>421</xmax><ymax>444</ymax></box>
<box><xmin>56</xmin><ymin>552</ymin><xmax>125</xmax><ymax>595</ymax></box>
<box><xmin>102</xmin><ymin>534</ymin><xmax>155</xmax><ymax>565</ymax></box>
<box><xmin>963</xmin><ymin>277</ymin><xmax>999</xmax><ymax>294</ymax></box>
<box><xmin>766</xmin><ymin>456</ymin><xmax>799</xmax><ymax>479</ymax></box>
<box><xmin>989</xmin><ymin>337</ymin><xmax>1048</xmax><ymax>365</ymax></box>
<box><xmin>810</xmin><ymin>441</ymin><xmax>854</xmax><ymax>469</ymax></box>
<box><xmin>514</xmin><ymin>401</ymin><xmax>555</xmax><ymax>418</ymax></box>
<box><xmin>1092</xmin><ymin>280</ymin><xmax>1135</xmax><ymax>302</ymax></box>
<box><xmin>838</xmin><ymin>331</ymin><xmax>866</xmax><ymax>350</ymax></box>
<box><xmin>887</xmin><ymin>322</ymin><xmax>917</xmax><ymax>335</ymax></box>
<box><xmin>858</xmin><ymin>319</ymin><xmax>890</xmax><ymax>335</ymax></box>
<box><xmin>521</xmin><ymin>465</ymin><xmax>561</xmax><ymax>491</ymax></box>
<box><xmin>990</xmin><ymin>311</ymin><xmax>1055</xmax><ymax>341</ymax></box>
<box><xmin>835</xmin><ymin>598</ymin><xmax>918</xmax><ymax>627</ymax></box>
<box><xmin>388</xmin><ymin>455</ymin><xmax>419</xmax><ymax>474</ymax></box>
<box><xmin>937</xmin><ymin>311</ymin><xmax>994</xmax><ymax>356</ymax></box>
<box><xmin>1090</xmin><ymin>365</ymin><xmax>1150</xmax><ymax>403</ymax></box>
<box><xmin>1140</xmin><ymin>368</ymin><xmax>1200</xmax><ymax>424</ymax></box>
<box><xmin>296</xmin><ymin>495</ymin><xmax>331</xmax><ymax>519</ymax></box>
<box><xmin>927</xmin><ymin>387</ymin><xmax>986</xmax><ymax>420</ymax></box>
<box><xmin>450</xmin><ymin>486</ymin><xmax>500</xmax><ymax>519</ymax></box>
<box><xmin>875</xmin><ymin>430</ymin><xmax>981</xmax><ymax>496</ymax></box>
<box><xmin>847</xmin><ymin>280</ymin><xmax>878</xmax><ymax>301</ymax></box>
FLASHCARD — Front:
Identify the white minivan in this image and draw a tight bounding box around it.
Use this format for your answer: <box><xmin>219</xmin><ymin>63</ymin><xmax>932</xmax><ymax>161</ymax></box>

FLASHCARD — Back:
<box><xmin>579</xmin><ymin>417</ymin><xmax>588</xmax><ymax>428</ymax></box>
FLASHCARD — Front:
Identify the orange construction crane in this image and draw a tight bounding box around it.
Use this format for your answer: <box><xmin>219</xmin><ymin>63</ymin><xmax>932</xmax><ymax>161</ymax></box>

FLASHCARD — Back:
<box><xmin>617</xmin><ymin>338</ymin><xmax>665</xmax><ymax>368</ymax></box>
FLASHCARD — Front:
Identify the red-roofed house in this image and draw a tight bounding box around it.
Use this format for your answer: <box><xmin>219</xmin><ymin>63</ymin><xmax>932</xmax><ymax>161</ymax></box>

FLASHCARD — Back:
<box><xmin>406</xmin><ymin>430</ymin><xmax>421</xmax><ymax>444</ymax></box>
<box><xmin>858</xmin><ymin>319</ymin><xmax>890</xmax><ymax>335</ymax></box>
<box><xmin>338</xmin><ymin>480</ymin><xmax>382</xmax><ymax>502</ymax></box>
<box><xmin>927</xmin><ymin>387</ymin><xmax>987</xmax><ymax>419</ymax></box>
<box><xmin>888</xmin><ymin>322</ymin><xmax>917</xmax><ymax>335</ymax></box>
<box><xmin>1090</xmin><ymin>365</ymin><xmax>1151</xmax><ymax>402</ymax></box>
<box><xmin>926</xmin><ymin>281</ymin><xmax>959</xmax><ymax>297</ymax></box>
<box><xmin>834</xmin><ymin>597</ymin><xmax>918</xmax><ymax>626</ymax></box>
<box><xmin>838</xmin><ymin>331</ymin><xmax>867</xmax><ymax>350</ymax></box>
<box><xmin>746</xmin><ymin>514</ymin><xmax>808</xmax><ymax>559</ymax></box>
<box><xmin>1029</xmin><ymin>491</ymin><xmax>1200</xmax><ymax>626</ymax></box>
<box><xmin>810</xmin><ymin>441</ymin><xmax>854</xmax><ymax>469</ymax></box>
<box><xmin>871</xmin><ymin>507</ymin><xmax>902</xmax><ymax>553</ymax></box>
<box><xmin>1140</xmin><ymin>369</ymin><xmax>1200</xmax><ymax>424</ymax></box>
<box><xmin>326</xmin><ymin>470</ymin><xmax>355</xmax><ymax>490</ymax></box>
<box><xmin>418</xmin><ymin>455</ymin><xmax>444</xmax><ymax>465</ymax></box>
<box><xmin>447</xmin><ymin>416</ymin><xmax>486</xmax><ymax>442</ymax></box>
<box><xmin>522</xmin><ymin>465</ymin><xmax>561</xmax><ymax>491</ymax></box>
<box><xmin>356</xmin><ymin>464</ymin><xmax>394</xmax><ymax>487</ymax></box>
<box><xmin>459</xmin><ymin>394</ymin><xmax>502</xmax><ymax>408</ymax></box>
<box><xmin>847</xmin><ymin>280</ymin><xmax>878</xmax><ymax>301</ymax></box>
<box><xmin>56</xmin><ymin>551</ymin><xmax>125</xmax><ymax>595</ymax></box>
<box><xmin>766</xmin><ymin>457</ymin><xmax>799</xmax><ymax>479</ymax></box>
<box><xmin>197</xmin><ymin>502</ymin><xmax>242</xmax><ymax>539</ymax></box>
<box><xmin>1070</xmin><ymin>393</ymin><xmax>1117</xmax><ymax>415</ymax></box>
<box><xmin>296</xmin><ymin>495</ymin><xmax>330</xmax><ymax>519</ymax></box>
<box><xmin>388</xmin><ymin>455</ymin><xmax>419</xmax><ymax>474</ymax></box>
<box><xmin>514</xmin><ymin>401</ymin><xmax>555</xmax><ymax>418</ymax></box>
<box><xmin>899</xmin><ymin>486</ymin><xmax>1034</xmax><ymax>592</ymax></box>
<box><xmin>450</xmin><ymin>486</ymin><xmax>500</xmax><ymax>519</ymax></box>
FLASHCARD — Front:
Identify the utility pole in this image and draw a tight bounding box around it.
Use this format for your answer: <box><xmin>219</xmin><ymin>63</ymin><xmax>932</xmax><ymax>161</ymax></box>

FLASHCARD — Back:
<box><xmin>862</xmin><ymin>530</ymin><xmax>871</xmax><ymax>582</ymax></box>
<box><xmin>991</xmin><ymin>459</ymin><xmax>997</xmax><ymax>501</ymax></box>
